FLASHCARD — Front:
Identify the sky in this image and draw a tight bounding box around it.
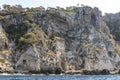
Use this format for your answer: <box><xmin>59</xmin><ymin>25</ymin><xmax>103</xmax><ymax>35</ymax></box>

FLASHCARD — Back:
<box><xmin>0</xmin><ymin>0</ymin><xmax>120</xmax><ymax>14</ymax></box>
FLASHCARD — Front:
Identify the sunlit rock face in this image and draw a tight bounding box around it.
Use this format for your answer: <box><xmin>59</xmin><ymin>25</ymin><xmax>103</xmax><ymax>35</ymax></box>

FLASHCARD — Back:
<box><xmin>0</xmin><ymin>25</ymin><xmax>13</xmax><ymax>71</ymax></box>
<box><xmin>0</xmin><ymin>6</ymin><xmax>120</xmax><ymax>73</ymax></box>
<box><xmin>0</xmin><ymin>25</ymin><xmax>8</xmax><ymax>50</ymax></box>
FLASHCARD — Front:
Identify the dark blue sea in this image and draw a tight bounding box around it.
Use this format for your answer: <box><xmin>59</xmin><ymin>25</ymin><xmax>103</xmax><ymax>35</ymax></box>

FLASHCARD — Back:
<box><xmin>0</xmin><ymin>75</ymin><xmax>120</xmax><ymax>80</ymax></box>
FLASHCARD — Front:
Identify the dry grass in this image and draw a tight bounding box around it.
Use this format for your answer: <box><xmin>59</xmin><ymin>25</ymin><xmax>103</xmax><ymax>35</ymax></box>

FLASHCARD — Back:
<box><xmin>68</xmin><ymin>65</ymin><xmax>76</xmax><ymax>70</ymax></box>
<box><xmin>48</xmin><ymin>50</ymin><xmax>56</xmax><ymax>57</ymax></box>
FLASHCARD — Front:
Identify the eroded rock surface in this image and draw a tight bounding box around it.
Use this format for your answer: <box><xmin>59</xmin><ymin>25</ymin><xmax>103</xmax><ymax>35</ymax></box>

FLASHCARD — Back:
<box><xmin>103</xmin><ymin>12</ymin><xmax>120</xmax><ymax>41</ymax></box>
<box><xmin>0</xmin><ymin>6</ymin><xmax>120</xmax><ymax>73</ymax></box>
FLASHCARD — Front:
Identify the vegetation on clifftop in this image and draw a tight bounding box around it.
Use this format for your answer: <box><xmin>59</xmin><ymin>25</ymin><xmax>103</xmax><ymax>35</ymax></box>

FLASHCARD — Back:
<box><xmin>0</xmin><ymin>4</ymin><xmax>80</xmax><ymax>16</ymax></box>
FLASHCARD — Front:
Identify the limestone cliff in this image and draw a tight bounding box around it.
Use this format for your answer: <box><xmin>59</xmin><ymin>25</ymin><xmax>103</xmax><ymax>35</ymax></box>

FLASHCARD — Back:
<box><xmin>0</xmin><ymin>25</ymin><xmax>13</xmax><ymax>71</ymax></box>
<box><xmin>0</xmin><ymin>6</ymin><xmax>120</xmax><ymax>73</ymax></box>
<box><xmin>103</xmin><ymin>13</ymin><xmax>120</xmax><ymax>41</ymax></box>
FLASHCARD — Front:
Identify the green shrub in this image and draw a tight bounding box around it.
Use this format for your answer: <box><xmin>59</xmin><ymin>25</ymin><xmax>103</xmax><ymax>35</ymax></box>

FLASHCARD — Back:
<box><xmin>23</xmin><ymin>20</ymin><xmax>36</xmax><ymax>27</ymax></box>
<box><xmin>0</xmin><ymin>15</ymin><xmax>4</xmax><ymax>20</ymax></box>
<box><xmin>19</xmin><ymin>32</ymin><xmax>37</xmax><ymax>44</ymax></box>
<box><xmin>115</xmin><ymin>47</ymin><xmax>120</xmax><ymax>55</ymax></box>
<box><xmin>23</xmin><ymin>20</ymin><xmax>30</xmax><ymax>25</ymax></box>
<box><xmin>0</xmin><ymin>59</ymin><xmax>6</xmax><ymax>63</ymax></box>
<box><xmin>25</xmin><ymin>12</ymin><xmax>34</xmax><ymax>21</ymax></box>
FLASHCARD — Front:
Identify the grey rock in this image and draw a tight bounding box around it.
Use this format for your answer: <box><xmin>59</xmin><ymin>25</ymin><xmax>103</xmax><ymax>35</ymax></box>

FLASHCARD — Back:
<box><xmin>0</xmin><ymin>6</ymin><xmax>120</xmax><ymax>73</ymax></box>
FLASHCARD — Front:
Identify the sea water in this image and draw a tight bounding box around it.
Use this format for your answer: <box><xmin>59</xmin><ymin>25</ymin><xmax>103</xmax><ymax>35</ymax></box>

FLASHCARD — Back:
<box><xmin>0</xmin><ymin>75</ymin><xmax>120</xmax><ymax>80</ymax></box>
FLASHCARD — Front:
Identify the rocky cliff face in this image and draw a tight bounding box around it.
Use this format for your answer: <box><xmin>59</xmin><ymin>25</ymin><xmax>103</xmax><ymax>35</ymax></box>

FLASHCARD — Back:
<box><xmin>0</xmin><ymin>6</ymin><xmax>120</xmax><ymax>73</ymax></box>
<box><xmin>103</xmin><ymin>13</ymin><xmax>120</xmax><ymax>41</ymax></box>
<box><xmin>0</xmin><ymin>25</ymin><xmax>13</xmax><ymax>71</ymax></box>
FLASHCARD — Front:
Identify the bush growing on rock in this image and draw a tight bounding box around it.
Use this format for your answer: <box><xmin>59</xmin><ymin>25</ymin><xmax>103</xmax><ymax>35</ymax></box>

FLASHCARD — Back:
<box><xmin>0</xmin><ymin>59</ymin><xmax>6</xmax><ymax>63</ymax></box>
<box><xmin>0</xmin><ymin>15</ymin><xmax>4</xmax><ymax>20</ymax></box>
<box><xmin>2</xmin><ymin>4</ymin><xmax>24</xmax><ymax>15</ymax></box>
<box><xmin>115</xmin><ymin>47</ymin><xmax>120</xmax><ymax>55</ymax></box>
<box><xmin>25</xmin><ymin>12</ymin><xmax>34</xmax><ymax>21</ymax></box>
<box><xmin>23</xmin><ymin>20</ymin><xmax>36</xmax><ymax>27</ymax></box>
<box><xmin>19</xmin><ymin>32</ymin><xmax>37</xmax><ymax>45</ymax></box>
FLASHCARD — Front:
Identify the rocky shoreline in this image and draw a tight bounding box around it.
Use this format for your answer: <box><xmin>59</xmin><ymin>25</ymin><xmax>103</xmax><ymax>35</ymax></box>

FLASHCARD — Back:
<box><xmin>0</xmin><ymin>69</ymin><xmax>120</xmax><ymax>75</ymax></box>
